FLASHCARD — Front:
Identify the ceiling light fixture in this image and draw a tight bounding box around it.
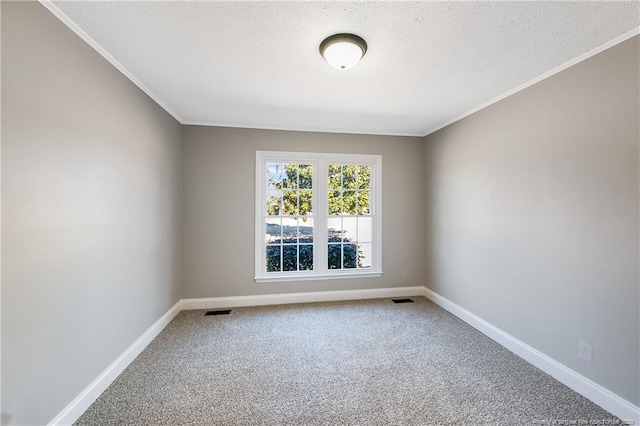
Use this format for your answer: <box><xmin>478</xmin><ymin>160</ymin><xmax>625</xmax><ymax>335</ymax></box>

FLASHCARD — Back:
<box><xmin>319</xmin><ymin>33</ymin><xmax>367</xmax><ymax>70</ymax></box>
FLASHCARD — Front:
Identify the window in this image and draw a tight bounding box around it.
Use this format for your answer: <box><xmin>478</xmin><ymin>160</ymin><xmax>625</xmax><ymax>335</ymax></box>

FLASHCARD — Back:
<box><xmin>255</xmin><ymin>151</ymin><xmax>382</xmax><ymax>282</ymax></box>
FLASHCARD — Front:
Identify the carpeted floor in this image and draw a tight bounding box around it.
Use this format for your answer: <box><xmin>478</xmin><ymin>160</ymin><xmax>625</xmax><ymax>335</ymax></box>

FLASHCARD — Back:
<box><xmin>75</xmin><ymin>297</ymin><xmax>621</xmax><ymax>425</ymax></box>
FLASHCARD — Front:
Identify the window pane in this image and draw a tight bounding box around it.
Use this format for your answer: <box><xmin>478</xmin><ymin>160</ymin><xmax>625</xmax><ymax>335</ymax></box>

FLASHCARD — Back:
<box><xmin>266</xmin><ymin>245</ymin><xmax>281</xmax><ymax>272</ymax></box>
<box><xmin>343</xmin><ymin>243</ymin><xmax>358</xmax><ymax>269</ymax></box>
<box><xmin>267</xmin><ymin>163</ymin><xmax>283</xmax><ymax>190</ymax></box>
<box><xmin>281</xmin><ymin>218</ymin><xmax>297</xmax><ymax>243</ymax></box>
<box><xmin>343</xmin><ymin>191</ymin><xmax>356</xmax><ymax>214</ymax></box>
<box><xmin>265</xmin><ymin>218</ymin><xmax>282</xmax><ymax>244</ymax></box>
<box><xmin>282</xmin><ymin>245</ymin><xmax>297</xmax><ymax>271</ymax></box>
<box><xmin>327</xmin><ymin>217</ymin><xmax>341</xmax><ymax>242</ymax></box>
<box><xmin>357</xmin><ymin>217</ymin><xmax>372</xmax><ymax>243</ymax></box>
<box><xmin>283</xmin><ymin>164</ymin><xmax>298</xmax><ymax>189</ymax></box>
<box><xmin>298</xmin><ymin>217</ymin><xmax>314</xmax><ymax>244</ymax></box>
<box><xmin>342</xmin><ymin>217</ymin><xmax>357</xmax><ymax>242</ymax></box>
<box><xmin>267</xmin><ymin>190</ymin><xmax>282</xmax><ymax>215</ymax></box>
<box><xmin>299</xmin><ymin>245</ymin><xmax>313</xmax><ymax>270</ymax></box>
<box><xmin>299</xmin><ymin>190</ymin><xmax>312</xmax><ymax>216</ymax></box>
<box><xmin>328</xmin><ymin>165</ymin><xmax>341</xmax><ymax>190</ymax></box>
<box><xmin>357</xmin><ymin>166</ymin><xmax>371</xmax><ymax>190</ymax></box>
<box><xmin>283</xmin><ymin>190</ymin><xmax>297</xmax><ymax>215</ymax></box>
<box><xmin>359</xmin><ymin>243</ymin><xmax>372</xmax><ymax>268</ymax></box>
<box><xmin>328</xmin><ymin>190</ymin><xmax>342</xmax><ymax>215</ymax></box>
<box><xmin>357</xmin><ymin>191</ymin><xmax>370</xmax><ymax>215</ymax></box>
<box><xmin>259</xmin><ymin>152</ymin><xmax>379</xmax><ymax>280</ymax></box>
<box><xmin>343</xmin><ymin>165</ymin><xmax>357</xmax><ymax>190</ymax></box>
<box><xmin>299</xmin><ymin>164</ymin><xmax>312</xmax><ymax>189</ymax></box>
<box><xmin>328</xmin><ymin>244</ymin><xmax>341</xmax><ymax>269</ymax></box>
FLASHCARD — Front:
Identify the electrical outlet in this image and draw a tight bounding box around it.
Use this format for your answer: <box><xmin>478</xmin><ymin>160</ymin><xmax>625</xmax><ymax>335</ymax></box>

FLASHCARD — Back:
<box><xmin>578</xmin><ymin>341</ymin><xmax>593</xmax><ymax>364</ymax></box>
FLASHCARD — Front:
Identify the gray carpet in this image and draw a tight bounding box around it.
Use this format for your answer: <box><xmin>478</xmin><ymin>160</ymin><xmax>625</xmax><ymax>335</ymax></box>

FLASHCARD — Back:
<box><xmin>75</xmin><ymin>297</ymin><xmax>621</xmax><ymax>425</ymax></box>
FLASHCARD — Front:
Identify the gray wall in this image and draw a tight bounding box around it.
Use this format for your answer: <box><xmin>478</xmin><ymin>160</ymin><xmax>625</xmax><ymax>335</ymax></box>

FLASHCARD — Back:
<box><xmin>182</xmin><ymin>126</ymin><xmax>425</xmax><ymax>298</ymax></box>
<box><xmin>2</xmin><ymin>0</ymin><xmax>637</xmax><ymax>422</ymax></box>
<box><xmin>1</xmin><ymin>3</ymin><xmax>182</xmax><ymax>425</ymax></box>
<box><xmin>424</xmin><ymin>36</ymin><xmax>639</xmax><ymax>405</ymax></box>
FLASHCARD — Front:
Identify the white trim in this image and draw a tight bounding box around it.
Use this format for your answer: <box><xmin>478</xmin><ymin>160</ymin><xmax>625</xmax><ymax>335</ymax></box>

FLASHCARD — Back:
<box><xmin>38</xmin><ymin>0</ymin><xmax>184</xmax><ymax>124</ymax></box>
<box><xmin>37</xmin><ymin>0</ymin><xmax>639</xmax><ymax>138</ymax></box>
<box><xmin>182</xmin><ymin>121</ymin><xmax>424</xmax><ymax>138</ymax></box>
<box><xmin>255</xmin><ymin>271</ymin><xmax>383</xmax><ymax>283</ymax></box>
<box><xmin>47</xmin><ymin>286</ymin><xmax>640</xmax><ymax>425</ymax></box>
<box><xmin>424</xmin><ymin>27</ymin><xmax>640</xmax><ymax>136</ymax></box>
<box><xmin>46</xmin><ymin>287</ymin><xmax>421</xmax><ymax>424</ymax></box>
<box><xmin>33</xmin><ymin>2</ymin><xmax>640</xmax><ymax>138</ymax></box>
<box><xmin>180</xmin><ymin>286</ymin><xmax>423</xmax><ymax>311</ymax></box>
<box><xmin>422</xmin><ymin>287</ymin><xmax>640</xmax><ymax>425</ymax></box>
<box><xmin>47</xmin><ymin>301</ymin><xmax>182</xmax><ymax>426</ymax></box>
<box><xmin>255</xmin><ymin>151</ymin><xmax>382</xmax><ymax>281</ymax></box>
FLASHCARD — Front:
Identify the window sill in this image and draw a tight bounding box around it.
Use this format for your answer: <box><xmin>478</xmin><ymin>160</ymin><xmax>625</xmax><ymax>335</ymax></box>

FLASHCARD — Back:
<box><xmin>255</xmin><ymin>271</ymin><xmax>383</xmax><ymax>283</ymax></box>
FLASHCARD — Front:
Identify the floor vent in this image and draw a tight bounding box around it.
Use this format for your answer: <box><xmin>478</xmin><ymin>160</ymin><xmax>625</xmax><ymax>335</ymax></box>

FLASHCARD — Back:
<box><xmin>392</xmin><ymin>298</ymin><xmax>414</xmax><ymax>304</ymax></box>
<box><xmin>205</xmin><ymin>309</ymin><xmax>232</xmax><ymax>316</ymax></box>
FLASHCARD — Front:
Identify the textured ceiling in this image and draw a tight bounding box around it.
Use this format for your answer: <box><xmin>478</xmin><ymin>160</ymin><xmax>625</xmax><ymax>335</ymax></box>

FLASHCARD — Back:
<box><xmin>45</xmin><ymin>1</ymin><xmax>639</xmax><ymax>136</ymax></box>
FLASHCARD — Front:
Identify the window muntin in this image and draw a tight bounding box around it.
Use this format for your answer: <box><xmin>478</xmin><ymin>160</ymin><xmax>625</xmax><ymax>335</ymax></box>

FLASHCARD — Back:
<box><xmin>327</xmin><ymin>165</ymin><xmax>372</xmax><ymax>270</ymax></box>
<box><xmin>265</xmin><ymin>163</ymin><xmax>314</xmax><ymax>273</ymax></box>
<box><xmin>256</xmin><ymin>151</ymin><xmax>381</xmax><ymax>282</ymax></box>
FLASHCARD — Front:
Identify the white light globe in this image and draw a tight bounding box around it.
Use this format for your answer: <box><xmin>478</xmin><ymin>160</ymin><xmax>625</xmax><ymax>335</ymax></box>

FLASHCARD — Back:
<box><xmin>323</xmin><ymin>41</ymin><xmax>364</xmax><ymax>70</ymax></box>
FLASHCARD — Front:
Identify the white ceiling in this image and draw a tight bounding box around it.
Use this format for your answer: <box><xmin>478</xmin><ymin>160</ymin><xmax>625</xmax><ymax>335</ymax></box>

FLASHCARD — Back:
<box><xmin>45</xmin><ymin>1</ymin><xmax>639</xmax><ymax>137</ymax></box>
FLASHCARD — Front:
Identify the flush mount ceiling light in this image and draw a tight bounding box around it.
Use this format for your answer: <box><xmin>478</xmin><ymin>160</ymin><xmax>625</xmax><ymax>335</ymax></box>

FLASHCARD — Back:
<box><xmin>319</xmin><ymin>33</ymin><xmax>367</xmax><ymax>70</ymax></box>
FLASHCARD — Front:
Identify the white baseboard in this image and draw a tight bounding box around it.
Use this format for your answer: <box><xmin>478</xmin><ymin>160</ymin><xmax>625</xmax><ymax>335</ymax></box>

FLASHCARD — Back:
<box><xmin>48</xmin><ymin>287</ymin><xmax>421</xmax><ymax>425</ymax></box>
<box><xmin>180</xmin><ymin>286</ymin><xmax>425</xmax><ymax>310</ymax></box>
<box><xmin>422</xmin><ymin>287</ymin><xmax>640</xmax><ymax>425</ymax></box>
<box><xmin>48</xmin><ymin>301</ymin><xmax>182</xmax><ymax>426</ymax></box>
<box><xmin>48</xmin><ymin>287</ymin><xmax>639</xmax><ymax>425</ymax></box>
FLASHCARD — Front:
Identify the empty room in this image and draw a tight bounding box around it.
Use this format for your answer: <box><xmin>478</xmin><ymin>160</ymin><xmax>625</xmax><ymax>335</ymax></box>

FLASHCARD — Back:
<box><xmin>2</xmin><ymin>1</ymin><xmax>639</xmax><ymax>425</ymax></box>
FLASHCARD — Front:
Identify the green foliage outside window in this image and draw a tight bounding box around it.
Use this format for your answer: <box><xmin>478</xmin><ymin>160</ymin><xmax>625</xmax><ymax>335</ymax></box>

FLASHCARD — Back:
<box><xmin>267</xmin><ymin>164</ymin><xmax>313</xmax><ymax>219</ymax></box>
<box><xmin>328</xmin><ymin>165</ymin><xmax>370</xmax><ymax>215</ymax></box>
<box><xmin>265</xmin><ymin>163</ymin><xmax>371</xmax><ymax>273</ymax></box>
<box><xmin>266</xmin><ymin>232</ymin><xmax>363</xmax><ymax>272</ymax></box>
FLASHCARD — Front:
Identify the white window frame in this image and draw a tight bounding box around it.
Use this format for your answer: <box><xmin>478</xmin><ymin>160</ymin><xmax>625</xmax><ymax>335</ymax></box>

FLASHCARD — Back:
<box><xmin>255</xmin><ymin>151</ymin><xmax>382</xmax><ymax>282</ymax></box>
